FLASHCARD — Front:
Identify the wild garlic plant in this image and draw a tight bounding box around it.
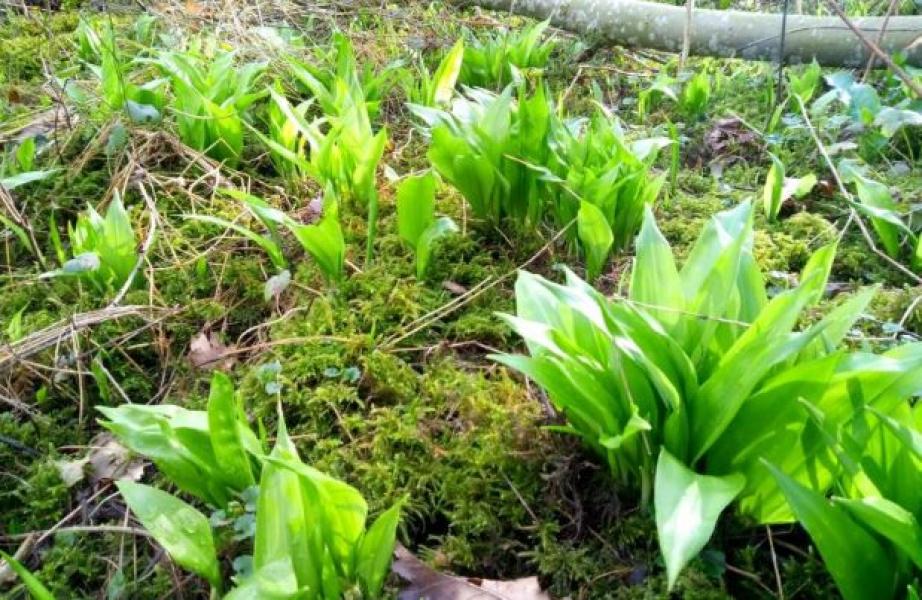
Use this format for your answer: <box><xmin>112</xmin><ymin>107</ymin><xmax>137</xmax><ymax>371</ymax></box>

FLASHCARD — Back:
<box><xmin>494</xmin><ymin>200</ymin><xmax>922</xmax><ymax>588</ymax></box>
<box><xmin>186</xmin><ymin>187</ymin><xmax>345</xmax><ymax>286</ymax></box>
<box><xmin>102</xmin><ymin>373</ymin><xmax>404</xmax><ymax>599</ymax></box>
<box><xmin>416</xmin><ymin>84</ymin><xmax>668</xmax><ymax>277</ymax></box>
<box><xmin>459</xmin><ymin>20</ymin><xmax>555</xmax><ymax>89</ymax></box>
<box><xmin>769</xmin><ymin>402</ymin><xmax>922</xmax><ymax>600</ymax></box>
<box><xmin>153</xmin><ymin>44</ymin><xmax>267</xmax><ymax>165</ymax></box>
<box><xmin>42</xmin><ymin>193</ymin><xmax>139</xmax><ymax>293</ymax></box>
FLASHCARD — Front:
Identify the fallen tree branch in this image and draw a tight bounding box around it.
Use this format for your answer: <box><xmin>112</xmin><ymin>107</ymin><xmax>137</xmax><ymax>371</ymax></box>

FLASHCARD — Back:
<box><xmin>463</xmin><ymin>0</ymin><xmax>922</xmax><ymax>66</ymax></box>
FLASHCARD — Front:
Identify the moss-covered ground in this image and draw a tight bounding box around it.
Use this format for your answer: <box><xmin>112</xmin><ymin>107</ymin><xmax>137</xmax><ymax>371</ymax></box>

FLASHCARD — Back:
<box><xmin>0</xmin><ymin>1</ymin><xmax>919</xmax><ymax>598</ymax></box>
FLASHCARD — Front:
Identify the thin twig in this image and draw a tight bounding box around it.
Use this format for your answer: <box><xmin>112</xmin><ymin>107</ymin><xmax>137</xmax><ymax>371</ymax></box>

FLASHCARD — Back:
<box><xmin>824</xmin><ymin>0</ymin><xmax>922</xmax><ymax>98</ymax></box>
<box><xmin>795</xmin><ymin>96</ymin><xmax>921</xmax><ymax>284</ymax></box>
<box><xmin>861</xmin><ymin>0</ymin><xmax>901</xmax><ymax>82</ymax></box>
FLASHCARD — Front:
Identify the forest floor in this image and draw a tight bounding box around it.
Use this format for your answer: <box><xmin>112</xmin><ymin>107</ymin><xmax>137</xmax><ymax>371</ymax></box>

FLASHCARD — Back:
<box><xmin>0</xmin><ymin>0</ymin><xmax>920</xmax><ymax>598</ymax></box>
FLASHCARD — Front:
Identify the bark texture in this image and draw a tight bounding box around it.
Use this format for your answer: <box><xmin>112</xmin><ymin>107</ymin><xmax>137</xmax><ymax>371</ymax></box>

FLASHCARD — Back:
<box><xmin>470</xmin><ymin>0</ymin><xmax>922</xmax><ymax>66</ymax></box>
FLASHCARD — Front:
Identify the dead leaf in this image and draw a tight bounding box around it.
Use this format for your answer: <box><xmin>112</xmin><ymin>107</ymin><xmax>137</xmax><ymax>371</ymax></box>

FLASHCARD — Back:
<box><xmin>55</xmin><ymin>434</ymin><xmax>144</xmax><ymax>488</ymax></box>
<box><xmin>392</xmin><ymin>544</ymin><xmax>551</xmax><ymax>600</ymax></box>
<box><xmin>188</xmin><ymin>330</ymin><xmax>236</xmax><ymax>370</ymax></box>
<box><xmin>442</xmin><ymin>281</ymin><xmax>468</xmax><ymax>296</ymax></box>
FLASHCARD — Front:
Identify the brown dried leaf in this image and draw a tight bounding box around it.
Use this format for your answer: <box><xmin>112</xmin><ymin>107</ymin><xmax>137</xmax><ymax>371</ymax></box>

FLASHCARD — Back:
<box><xmin>55</xmin><ymin>434</ymin><xmax>144</xmax><ymax>488</ymax></box>
<box><xmin>392</xmin><ymin>544</ymin><xmax>551</xmax><ymax>600</ymax></box>
<box><xmin>188</xmin><ymin>331</ymin><xmax>236</xmax><ymax>370</ymax></box>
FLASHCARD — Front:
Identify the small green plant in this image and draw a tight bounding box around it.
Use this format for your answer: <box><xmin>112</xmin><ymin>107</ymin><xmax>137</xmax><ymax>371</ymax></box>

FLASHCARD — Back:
<box><xmin>154</xmin><ymin>46</ymin><xmax>266</xmax><ymax>165</ymax></box>
<box><xmin>787</xmin><ymin>60</ymin><xmax>822</xmax><ymax>103</ymax></box>
<box><xmin>188</xmin><ymin>187</ymin><xmax>345</xmax><ymax>285</ymax></box>
<box><xmin>679</xmin><ymin>71</ymin><xmax>712</xmax><ymax>119</ymax></box>
<box><xmin>78</xmin><ymin>19</ymin><xmax>166</xmax><ymax>122</ymax></box>
<box><xmin>260</xmin><ymin>57</ymin><xmax>386</xmax><ymax>261</ymax></box>
<box><xmin>99</xmin><ymin>372</ymin><xmax>260</xmax><ymax>508</ymax></box>
<box><xmin>459</xmin><ymin>20</ymin><xmax>555</xmax><ymax>89</ymax></box>
<box><xmin>42</xmin><ymin>193</ymin><xmax>139</xmax><ymax>292</ymax></box>
<box><xmin>419</xmin><ymin>84</ymin><xmax>554</xmax><ymax>226</ymax></box>
<box><xmin>761</xmin><ymin>152</ymin><xmax>817</xmax><ymax>222</ymax></box>
<box><xmin>288</xmin><ymin>31</ymin><xmax>394</xmax><ymax>120</ymax></box>
<box><xmin>494</xmin><ymin>200</ymin><xmax>922</xmax><ymax>588</ymax></box>
<box><xmin>107</xmin><ymin>384</ymin><xmax>404</xmax><ymax>598</ymax></box>
<box><xmin>395</xmin><ymin>171</ymin><xmax>458</xmax><ymax>278</ymax></box>
<box><xmin>402</xmin><ymin>38</ymin><xmax>464</xmax><ymax>108</ymax></box>
<box><xmin>547</xmin><ymin>107</ymin><xmax>669</xmax><ymax>273</ymax></box>
<box><xmin>637</xmin><ymin>73</ymin><xmax>678</xmax><ymax>122</ymax></box>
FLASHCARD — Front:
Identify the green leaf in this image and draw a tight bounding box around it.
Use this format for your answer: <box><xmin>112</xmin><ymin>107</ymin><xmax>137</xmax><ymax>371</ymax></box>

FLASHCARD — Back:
<box><xmin>415</xmin><ymin>216</ymin><xmax>458</xmax><ymax>278</ymax></box>
<box><xmin>185</xmin><ymin>214</ymin><xmax>286</xmax><ymax>269</ymax></box>
<box><xmin>762</xmin><ymin>152</ymin><xmax>785</xmax><ymax>221</ymax></box>
<box><xmin>429</xmin><ymin>38</ymin><xmax>464</xmax><ymax>106</ymax></box>
<box><xmin>396</xmin><ymin>172</ymin><xmax>436</xmax><ymax>249</ymax></box>
<box><xmin>834</xmin><ymin>496</ymin><xmax>922</xmax><ymax>569</ymax></box>
<box><xmin>207</xmin><ymin>372</ymin><xmax>255</xmax><ymax>491</ymax></box>
<box><xmin>355</xmin><ymin>499</ymin><xmax>404</xmax><ymax>598</ymax></box>
<box><xmin>577</xmin><ymin>200</ymin><xmax>614</xmax><ymax>280</ymax></box>
<box><xmin>630</xmin><ymin>205</ymin><xmax>684</xmax><ymax>331</ymax></box>
<box><xmin>0</xmin><ymin>169</ymin><xmax>58</xmax><ymax>191</ymax></box>
<box><xmin>654</xmin><ymin>449</ymin><xmax>744</xmax><ymax>589</ymax></box>
<box><xmin>288</xmin><ymin>191</ymin><xmax>345</xmax><ymax>283</ymax></box>
<box><xmin>116</xmin><ymin>481</ymin><xmax>221</xmax><ymax>588</ymax></box>
<box><xmin>851</xmin><ymin>177</ymin><xmax>905</xmax><ymax>259</ymax></box>
<box><xmin>0</xmin><ymin>551</ymin><xmax>56</xmax><ymax>600</ymax></box>
<box><xmin>766</xmin><ymin>463</ymin><xmax>896</xmax><ymax>600</ymax></box>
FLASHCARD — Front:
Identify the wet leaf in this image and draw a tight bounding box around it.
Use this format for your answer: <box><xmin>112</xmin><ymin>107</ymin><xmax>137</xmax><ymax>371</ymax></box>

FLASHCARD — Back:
<box><xmin>392</xmin><ymin>544</ymin><xmax>550</xmax><ymax>600</ymax></box>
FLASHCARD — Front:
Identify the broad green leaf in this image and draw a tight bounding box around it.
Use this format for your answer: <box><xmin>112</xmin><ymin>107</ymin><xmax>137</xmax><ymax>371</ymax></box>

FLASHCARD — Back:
<box><xmin>224</xmin><ymin>559</ymin><xmax>302</xmax><ymax>600</ymax></box>
<box><xmin>356</xmin><ymin>499</ymin><xmax>404</xmax><ymax>598</ymax></box>
<box><xmin>0</xmin><ymin>169</ymin><xmax>58</xmax><ymax>191</ymax></box>
<box><xmin>416</xmin><ymin>216</ymin><xmax>458</xmax><ymax>278</ymax></box>
<box><xmin>116</xmin><ymin>481</ymin><xmax>221</xmax><ymax>587</ymax></box>
<box><xmin>207</xmin><ymin>371</ymin><xmax>255</xmax><ymax>491</ymax></box>
<box><xmin>396</xmin><ymin>172</ymin><xmax>436</xmax><ymax>249</ymax></box>
<box><xmin>767</xmin><ymin>463</ymin><xmax>896</xmax><ymax>600</ymax></box>
<box><xmin>630</xmin><ymin>205</ymin><xmax>684</xmax><ymax>331</ymax></box>
<box><xmin>253</xmin><ymin>413</ymin><xmax>319</xmax><ymax>593</ymax></box>
<box><xmin>852</xmin><ymin>177</ymin><xmax>904</xmax><ymax>258</ymax></box>
<box><xmin>577</xmin><ymin>200</ymin><xmax>614</xmax><ymax>280</ymax></box>
<box><xmin>654</xmin><ymin>449</ymin><xmax>744</xmax><ymax>589</ymax></box>
<box><xmin>288</xmin><ymin>194</ymin><xmax>345</xmax><ymax>284</ymax></box>
<box><xmin>834</xmin><ymin>496</ymin><xmax>922</xmax><ymax>569</ymax></box>
<box><xmin>0</xmin><ymin>551</ymin><xmax>56</xmax><ymax>600</ymax></box>
<box><xmin>430</xmin><ymin>38</ymin><xmax>464</xmax><ymax>106</ymax></box>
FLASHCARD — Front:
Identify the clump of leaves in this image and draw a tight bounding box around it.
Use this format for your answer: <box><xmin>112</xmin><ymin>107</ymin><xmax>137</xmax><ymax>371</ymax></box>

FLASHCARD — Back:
<box><xmin>769</xmin><ymin>401</ymin><xmax>922</xmax><ymax>600</ymax></box>
<box><xmin>459</xmin><ymin>20</ymin><xmax>555</xmax><ymax>89</ymax></box>
<box><xmin>395</xmin><ymin>171</ymin><xmax>458</xmax><ymax>278</ymax></box>
<box><xmin>106</xmin><ymin>376</ymin><xmax>404</xmax><ymax>598</ymax></box>
<box><xmin>415</xmin><ymin>84</ymin><xmax>555</xmax><ymax>227</ymax></box>
<box><xmin>680</xmin><ymin>71</ymin><xmax>712</xmax><ymax>119</ymax></box>
<box><xmin>761</xmin><ymin>152</ymin><xmax>817</xmax><ymax>222</ymax></box>
<box><xmin>262</xmin><ymin>52</ymin><xmax>386</xmax><ymax>261</ymax></box>
<box><xmin>42</xmin><ymin>193</ymin><xmax>139</xmax><ymax>293</ymax></box>
<box><xmin>547</xmin><ymin>107</ymin><xmax>669</xmax><ymax>277</ymax></box>
<box><xmin>494</xmin><ymin>200</ymin><xmax>922</xmax><ymax>588</ymax></box>
<box><xmin>99</xmin><ymin>372</ymin><xmax>260</xmax><ymax>508</ymax></box>
<box><xmin>153</xmin><ymin>44</ymin><xmax>266</xmax><ymax>165</ymax></box>
<box><xmin>288</xmin><ymin>31</ymin><xmax>394</xmax><ymax>120</ymax></box>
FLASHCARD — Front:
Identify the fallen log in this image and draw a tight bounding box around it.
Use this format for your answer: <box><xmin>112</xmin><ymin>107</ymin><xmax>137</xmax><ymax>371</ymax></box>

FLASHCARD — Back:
<box><xmin>466</xmin><ymin>0</ymin><xmax>922</xmax><ymax>67</ymax></box>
